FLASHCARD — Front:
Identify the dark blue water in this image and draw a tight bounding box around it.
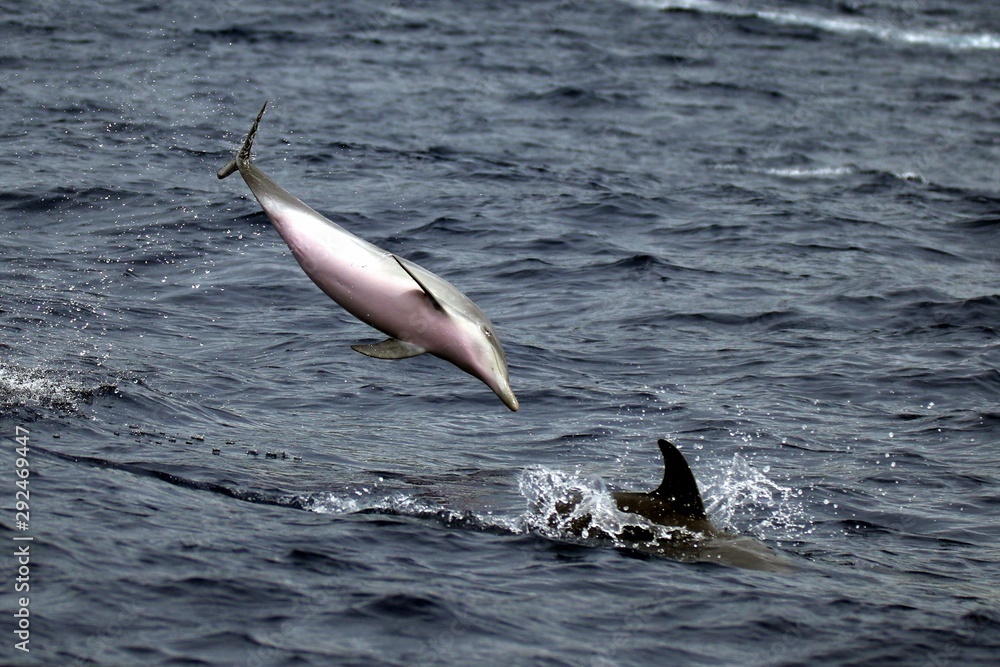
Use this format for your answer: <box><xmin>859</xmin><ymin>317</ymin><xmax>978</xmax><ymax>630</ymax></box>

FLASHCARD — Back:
<box><xmin>3</xmin><ymin>0</ymin><xmax>1000</xmax><ymax>664</ymax></box>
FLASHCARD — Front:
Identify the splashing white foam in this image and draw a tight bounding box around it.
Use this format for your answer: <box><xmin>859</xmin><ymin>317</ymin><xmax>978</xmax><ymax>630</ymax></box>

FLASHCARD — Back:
<box><xmin>702</xmin><ymin>452</ymin><xmax>809</xmax><ymax>539</ymax></box>
<box><xmin>0</xmin><ymin>364</ymin><xmax>104</xmax><ymax>411</ymax></box>
<box><xmin>304</xmin><ymin>489</ymin><xmax>432</xmax><ymax>516</ymax></box>
<box><xmin>300</xmin><ymin>455</ymin><xmax>809</xmax><ymax>548</ymax></box>
<box><xmin>517</xmin><ymin>467</ymin><xmax>691</xmax><ymax>543</ymax></box>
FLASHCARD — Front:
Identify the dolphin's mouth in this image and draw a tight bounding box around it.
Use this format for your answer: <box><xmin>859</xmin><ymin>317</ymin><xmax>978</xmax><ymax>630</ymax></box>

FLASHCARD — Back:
<box><xmin>499</xmin><ymin>388</ymin><xmax>519</xmax><ymax>412</ymax></box>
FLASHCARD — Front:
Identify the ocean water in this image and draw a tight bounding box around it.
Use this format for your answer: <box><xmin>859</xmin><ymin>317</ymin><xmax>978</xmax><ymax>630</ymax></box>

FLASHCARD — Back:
<box><xmin>2</xmin><ymin>0</ymin><xmax>1000</xmax><ymax>664</ymax></box>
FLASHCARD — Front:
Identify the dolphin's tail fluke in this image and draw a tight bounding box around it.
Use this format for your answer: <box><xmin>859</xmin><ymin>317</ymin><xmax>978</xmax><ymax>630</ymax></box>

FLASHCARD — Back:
<box><xmin>217</xmin><ymin>101</ymin><xmax>268</xmax><ymax>179</ymax></box>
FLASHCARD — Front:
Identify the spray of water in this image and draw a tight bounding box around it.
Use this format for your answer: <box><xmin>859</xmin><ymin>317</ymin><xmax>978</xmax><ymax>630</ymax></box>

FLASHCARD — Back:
<box><xmin>0</xmin><ymin>362</ymin><xmax>118</xmax><ymax>412</ymax></box>
<box><xmin>516</xmin><ymin>467</ymin><xmax>693</xmax><ymax>545</ymax></box>
<box><xmin>702</xmin><ymin>452</ymin><xmax>810</xmax><ymax>540</ymax></box>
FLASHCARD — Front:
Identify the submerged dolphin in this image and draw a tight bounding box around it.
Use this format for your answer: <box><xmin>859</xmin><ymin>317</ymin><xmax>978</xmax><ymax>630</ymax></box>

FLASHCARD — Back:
<box><xmin>218</xmin><ymin>103</ymin><xmax>518</xmax><ymax>411</ymax></box>
<box><xmin>545</xmin><ymin>439</ymin><xmax>791</xmax><ymax>570</ymax></box>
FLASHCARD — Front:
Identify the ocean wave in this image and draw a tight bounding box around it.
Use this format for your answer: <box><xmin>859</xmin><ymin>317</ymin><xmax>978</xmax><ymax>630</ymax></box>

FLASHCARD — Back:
<box><xmin>512</xmin><ymin>85</ymin><xmax>639</xmax><ymax>109</ymax></box>
<box><xmin>0</xmin><ymin>185</ymin><xmax>142</xmax><ymax>215</ymax></box>
<box><xmin>623</xmin><ymin>0</ymin><xmax>1000</xmax><ymax>50</ymax></box>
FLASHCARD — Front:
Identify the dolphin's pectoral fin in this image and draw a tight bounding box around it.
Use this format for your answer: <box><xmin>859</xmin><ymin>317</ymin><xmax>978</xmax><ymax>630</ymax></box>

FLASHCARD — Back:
<box><xmin>652</xmin><ymin>439</ymin><xmax>708</xmax><ymax>520</ymax></box>
<box><xmin>351</xmin><ymin>338</ymin><xmax>427</xmax><ymax>360</ymax></box>
<box><xmin>392</xmin><ymin>255</ymin><xmax>445</xmax><ymax>312</ymax></box>
<box><xmin>217</xmin><ymin>158</ymin><xmax>239</xmax><ymax>180</ymax></box>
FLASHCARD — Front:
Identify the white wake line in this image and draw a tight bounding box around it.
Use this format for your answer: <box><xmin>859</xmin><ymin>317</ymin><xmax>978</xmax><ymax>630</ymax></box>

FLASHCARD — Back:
<box><xmin>714</xmin><ymin>164</ymin><xmax>859</xmax><ymax>178</ymax></box>
<box><xmin>713</xmin><ymin>163</ymin><xmax>933</xmax><ymax>184</ymax></box>
<box><xmin>623</xmin><ymin>0</ymin><xmax>1000</xmax><ymax>51</ymax></box>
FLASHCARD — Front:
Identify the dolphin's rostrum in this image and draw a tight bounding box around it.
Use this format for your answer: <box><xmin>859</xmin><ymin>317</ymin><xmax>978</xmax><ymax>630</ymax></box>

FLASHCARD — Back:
<box><xmin>219</xmin><ymin>103</ymin><xmax>518</xmax><ymax>411</ymax></box>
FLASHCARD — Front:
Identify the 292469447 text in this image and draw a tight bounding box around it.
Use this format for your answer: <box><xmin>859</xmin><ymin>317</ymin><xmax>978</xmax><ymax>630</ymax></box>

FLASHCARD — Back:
<box><xmin>13</xmin><ymin>425</ymin><xmax>31</xmax><ymax>654</ymax></box>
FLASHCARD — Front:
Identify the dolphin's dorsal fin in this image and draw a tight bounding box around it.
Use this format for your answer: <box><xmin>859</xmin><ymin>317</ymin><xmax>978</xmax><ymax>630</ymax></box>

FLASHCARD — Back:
<box><xmin>651</xmin><ymin>439</ymin><xmax>707</xmax><ymax>520</ymax></box>
<box><xmin>351</xmin><ymin>338</ymin><xmax>426</xmax><ymax>360</ymax></box>
<box><xmin>393</xmin><ymin>255</ymin><xmax>445</xmax><ymax>312</ymax></box>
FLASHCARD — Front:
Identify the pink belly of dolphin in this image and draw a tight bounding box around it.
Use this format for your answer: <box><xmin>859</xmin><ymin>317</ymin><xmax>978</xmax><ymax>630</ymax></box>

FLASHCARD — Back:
<box><xmin>261</xmin><ymin>200</ymin><xmax>448</xmax><ymax>352</ymax></box>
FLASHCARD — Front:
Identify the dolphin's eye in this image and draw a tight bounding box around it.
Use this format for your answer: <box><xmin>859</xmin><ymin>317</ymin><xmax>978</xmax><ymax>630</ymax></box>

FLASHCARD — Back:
<box><xmin>482</xmin><ymin>326</ymin><xmax>493</xmax><ymax>338</ymax></box>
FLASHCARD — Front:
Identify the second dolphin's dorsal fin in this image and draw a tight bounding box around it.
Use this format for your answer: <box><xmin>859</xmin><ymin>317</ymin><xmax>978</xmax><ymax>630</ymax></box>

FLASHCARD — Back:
<box><xmin>393</xmin><ymin>255</ymin><xmax>445</xmax><ymax>312</ymax></box>
<box><xmin>651</xmin><ymin>439</ymin><xmax>708</xmax><ymax>520</ymax></box>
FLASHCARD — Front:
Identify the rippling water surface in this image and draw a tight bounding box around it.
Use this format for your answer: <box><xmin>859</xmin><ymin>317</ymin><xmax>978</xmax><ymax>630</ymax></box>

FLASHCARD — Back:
<box><xmin>2</xmin><ymin>1</ymin><xmax>1000</xmax><ymax>665</ymax></box>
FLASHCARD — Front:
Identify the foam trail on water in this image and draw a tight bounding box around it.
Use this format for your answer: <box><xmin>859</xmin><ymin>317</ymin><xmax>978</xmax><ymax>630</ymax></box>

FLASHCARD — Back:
<box><xmin>623</xmin><ymin>0</ymin><xmax>1000</xmax><ymax>51</ymax></box>
<box><xmin>714</xmin><ymin>164</ymin><xmax>860</xmax><ymax>179</ymax></box>
<box><xmin>304</xmin><ymin>489</ymin><xmax>526</xmax><ymax>534</ymax></box>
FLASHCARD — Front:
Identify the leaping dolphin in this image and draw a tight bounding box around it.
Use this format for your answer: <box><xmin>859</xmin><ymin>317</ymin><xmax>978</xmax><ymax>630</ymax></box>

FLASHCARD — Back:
<box><xmin>218</xmin><ymin>103</ymin><xmax>518</xmax><ymax>411</ymax></box>
<box><xmin>544</xmin><ymin>439</ymin><xmax>791</xmax><ymax>570</ymax></box>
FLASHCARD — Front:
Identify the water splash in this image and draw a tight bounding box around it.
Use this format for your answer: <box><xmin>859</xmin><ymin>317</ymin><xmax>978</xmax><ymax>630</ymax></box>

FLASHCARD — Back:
<box><xmin>303</xmin><ymin>491</ymin><xmax>370</xmax><ymax>515</ymax></box>
<box><xmin>702</xmin><ymin>452</ymin><xmax>809</xmax><ymax>539</ymax></box>
<box><xmin>300</xmin><ymin>456</ymin><xmax>809</xmax><ymax>548</ymax></box>
<box><xmin>0</xmin><ymin>363</ymin><xmax>118</xmax><ymax>412</ymax></box>
<box><xmin>516</xmin><ymin>467</ymin><xmax>691</xmax><ymax>544</ymax></box>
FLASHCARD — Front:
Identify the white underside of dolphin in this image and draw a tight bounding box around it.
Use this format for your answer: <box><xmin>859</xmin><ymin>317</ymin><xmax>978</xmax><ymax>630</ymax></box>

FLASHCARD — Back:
<box><xmin>219</xmin><ymin>102</ymin><xmax>518</xmax><ymax>411</ymax></box>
